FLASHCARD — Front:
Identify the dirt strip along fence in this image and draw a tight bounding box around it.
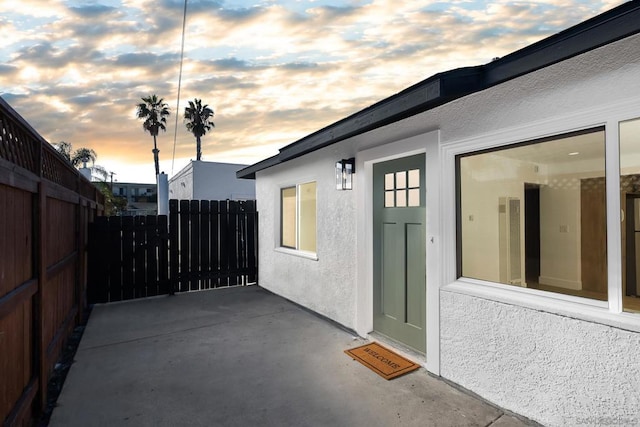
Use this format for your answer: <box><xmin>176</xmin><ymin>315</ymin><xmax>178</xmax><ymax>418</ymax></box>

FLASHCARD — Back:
<box><xmin>0</xmin><ymin>96</ymin><xmax>105</xmax><ymax>426</ymax></box>
<box><xmin>87</xmin><ymin>199</ymin><xmax>258</xmax><ymax>304</ymax></box>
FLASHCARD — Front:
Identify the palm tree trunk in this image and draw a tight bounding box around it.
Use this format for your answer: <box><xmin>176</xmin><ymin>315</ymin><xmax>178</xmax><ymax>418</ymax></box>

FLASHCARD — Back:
<box><xmin>196</xmin><ymin>136</ymin><xmax>202</xmax><ymax>161</ymax></box>
<box><xmin>153</xmin><ymin>134</ymin><xmax>160</xmax><ymax>175</ymax></box>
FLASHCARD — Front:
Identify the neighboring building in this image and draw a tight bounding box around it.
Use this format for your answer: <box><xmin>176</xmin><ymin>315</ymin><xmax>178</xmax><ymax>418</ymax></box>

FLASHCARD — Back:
<box><xmin>112</xmin><ymin>182</ymin><xmax>157</xmax><ymax>216</ymax></box>
<box><xmin>169</xmin><ymin>160</ymin><xmax>255</xmax><ymax>201</ymax></box>
<box><xmin>237</xmin><ymin>3</ymin><xmax>640</xmax><ymax>426</ymax></box>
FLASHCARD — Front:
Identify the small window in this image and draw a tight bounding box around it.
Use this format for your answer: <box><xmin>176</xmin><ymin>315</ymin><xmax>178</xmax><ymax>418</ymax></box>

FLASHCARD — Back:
<box><xmin>457</xmin><ymin>128</ymin><xmax>607</xmax><ymax>301</ymax></box>
<box><xmin>281</xmin><ymin>182</ymin><xmax>316</xmax><ymax>252</ymax></box>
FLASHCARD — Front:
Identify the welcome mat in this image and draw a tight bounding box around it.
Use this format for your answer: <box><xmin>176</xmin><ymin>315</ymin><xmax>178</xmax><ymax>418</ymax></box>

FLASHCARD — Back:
<box><xmin>344</xmin><ymin>342</ymin><xmax>420</xmax><ymax>380</ymax></box>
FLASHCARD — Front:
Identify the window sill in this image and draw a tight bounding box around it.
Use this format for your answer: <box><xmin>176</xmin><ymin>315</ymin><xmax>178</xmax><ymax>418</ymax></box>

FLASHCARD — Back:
<box><xmin>274</xmin><ymin>247</ymin><xmax>318</xmax><ymax>261</ymax></box>
<box><xmin>442</xmin><ymin>278</ymin><xmax>640</xmax><ymax>334</ymax></box>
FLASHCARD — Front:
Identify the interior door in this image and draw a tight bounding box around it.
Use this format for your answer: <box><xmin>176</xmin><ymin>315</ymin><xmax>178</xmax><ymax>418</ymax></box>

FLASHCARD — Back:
<box><xmin>373</xmin><ymin>154</ymin><xmax>426</xmax><ymax>353</ymax></box>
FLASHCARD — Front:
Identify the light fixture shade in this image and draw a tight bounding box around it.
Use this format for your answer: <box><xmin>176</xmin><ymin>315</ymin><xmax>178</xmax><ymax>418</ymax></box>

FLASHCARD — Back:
<box><xmin>336</xmin><ymin>161</ymin><xmax>344</xmax><ymax>190</ymax></box>
<box><xmin>336</xmin><ymin>158</ymin><xmax>355</xmax><ymax>190</ymax></box>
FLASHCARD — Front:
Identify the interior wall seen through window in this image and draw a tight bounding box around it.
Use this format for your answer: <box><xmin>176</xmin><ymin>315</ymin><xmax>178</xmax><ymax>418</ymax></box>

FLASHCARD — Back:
<box><xmin>458</xmin><ymin>128</ymin><xmax>607</xmax><ymax>301</ymax></box>
<box><xmin>620</xmin><ymin>118</ymin><xmax>640</xmax><ymax>313</ymax></box>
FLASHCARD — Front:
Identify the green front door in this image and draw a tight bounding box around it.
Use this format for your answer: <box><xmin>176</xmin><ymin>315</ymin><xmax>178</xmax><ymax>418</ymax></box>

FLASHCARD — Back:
<box><xmin>373</xmin><ymin>154</ymin><xmax>426</xmax><ymax>353</ymax></box>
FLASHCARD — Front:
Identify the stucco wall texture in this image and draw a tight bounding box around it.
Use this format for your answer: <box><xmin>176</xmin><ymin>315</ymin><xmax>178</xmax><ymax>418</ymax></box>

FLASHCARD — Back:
<box><xmin>441</xmin><ymin>291</ymin><xmax>640</xmax><ymax>426</ymax></box>
<box><xmin>256</xmin><ymin>146</ymin><xmax>357</xmax><ymax>329</ymax></box>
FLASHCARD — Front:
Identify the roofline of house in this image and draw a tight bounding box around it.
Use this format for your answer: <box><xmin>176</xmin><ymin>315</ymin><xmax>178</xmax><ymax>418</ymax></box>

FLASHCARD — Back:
<box><xmin>237</xmin><ymin>1</ymin><xmax>640</xmax><ymax>179</ymax></box>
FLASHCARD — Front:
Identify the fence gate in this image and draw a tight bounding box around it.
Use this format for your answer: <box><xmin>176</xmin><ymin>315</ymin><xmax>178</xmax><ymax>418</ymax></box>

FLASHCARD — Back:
<box><xmin>88</xmin><ymin>199</ymin><xmax>258</xmax><ymax>303</ymax></box>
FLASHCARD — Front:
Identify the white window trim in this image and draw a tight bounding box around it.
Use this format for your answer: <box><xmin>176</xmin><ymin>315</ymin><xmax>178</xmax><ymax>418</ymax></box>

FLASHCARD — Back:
<box><xmin>278</xmin><ymin>180</ymin><xmax>317</xmax><ymax>257</ymax></box>
<box><xmin>274</xmin><ymin>246</ymin><xmax>318</xmax><ymax>261</ymax></box>
<box><xmin>441</xmin><ymin>97</ymin><xmax>640</xmax><ymax>333</ymax></box>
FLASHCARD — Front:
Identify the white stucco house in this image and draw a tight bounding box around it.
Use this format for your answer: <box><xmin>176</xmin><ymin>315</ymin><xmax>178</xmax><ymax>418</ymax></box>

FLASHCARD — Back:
<box><xmin>169</xmin><ymin>160</ymin><xmax>255</xmax><ymax>201</ymax></box>
<box><xmin>238</xmin><ymin>3</ymin><xmax>640</xmax><ymax>426</ymax></box>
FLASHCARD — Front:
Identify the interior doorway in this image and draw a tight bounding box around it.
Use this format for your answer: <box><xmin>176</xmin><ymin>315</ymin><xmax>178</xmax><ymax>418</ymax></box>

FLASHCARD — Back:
<box><xmin>524</xmin><ymin>183</ymin><xmax>541</xmax><ymax>286</ymax></box>
<box><xmin>625</xmin><ymin>194</ymin><xmax>640</xmax><ymax>300</ymax></box>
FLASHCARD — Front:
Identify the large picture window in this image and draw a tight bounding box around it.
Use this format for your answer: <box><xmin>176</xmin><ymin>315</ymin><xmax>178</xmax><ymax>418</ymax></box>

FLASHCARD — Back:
<box><xmin>281</xmin><ymin>182</ymin><xmax>316</xmax><ymax>253</ymax></box>
<box><xmin>620</xmin><ymin>118</ymin><xmax>640</xmax><ymax>313</ymax></box>
<box><xmin>457</xmin><ymin>128</ymin><xmax>607</xmax><ymax>301</ymax></box>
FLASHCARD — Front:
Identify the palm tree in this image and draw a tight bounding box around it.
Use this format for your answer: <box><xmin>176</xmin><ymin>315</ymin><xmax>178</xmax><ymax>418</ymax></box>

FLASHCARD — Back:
<box><xmin>53</xmin><ymin>141</ymin><xmax>73</xmax><ymax>161</ymax></box>
<box><xmin>184</xmin><ymin>98</ymin><xmax>214</xmax><ymax>161</ymax></box>
<box><xmin>136</xmin><ymin>94</ymin><xmax>170</xmax><ymax>175</ymax></box>
<box><xmin>71</xmin><ymin>147</ymin><xmax>97</xmax><ymax>168</ymax></box>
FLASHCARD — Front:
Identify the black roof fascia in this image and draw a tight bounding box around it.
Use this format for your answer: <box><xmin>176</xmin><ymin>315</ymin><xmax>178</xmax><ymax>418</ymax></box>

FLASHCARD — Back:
<box><xmin>237</xmin><ymin>67</ymin><xmax>483</xmax><ymax>179</ymax></box>
<box><xmin>237</xmin><ymin>1</ymin><xmax>640</xmax><ymax>180</ymax></box>
<box><xmin>276</xmin><ymin>66</ymin><xmax>484</xmax><ymax>163</ymax></box>
<box><xmin>236</xmin><ymin>155</ymin><xmax>281</xmax><ymax>179</ymax></box>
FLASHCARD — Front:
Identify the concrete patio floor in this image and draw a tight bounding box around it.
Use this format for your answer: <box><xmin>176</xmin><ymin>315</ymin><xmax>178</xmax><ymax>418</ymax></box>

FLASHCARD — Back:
<box><xmin>50</xmin><ymin>286</ymin><xmax>534</xmax><ymax>427</ymax></box>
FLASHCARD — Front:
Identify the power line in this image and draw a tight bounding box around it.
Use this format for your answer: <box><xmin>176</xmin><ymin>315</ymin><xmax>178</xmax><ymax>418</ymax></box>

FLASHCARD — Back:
<box><xmin>171</xmin><ymin>0</ymin><xmax>188</xmax><ymax>176</ymax></box>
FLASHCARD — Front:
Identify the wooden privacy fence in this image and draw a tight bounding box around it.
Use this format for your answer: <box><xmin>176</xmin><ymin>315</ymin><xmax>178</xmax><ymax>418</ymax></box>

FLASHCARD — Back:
<box><xmin>0</xmin><ymin>96</ymin><xmax>104</xmax><ymax>426</ymax></box>
<box><xmin>87</xmin><ymin>199</ymin><xmax>258</xmax><ymax>303</ymax></box>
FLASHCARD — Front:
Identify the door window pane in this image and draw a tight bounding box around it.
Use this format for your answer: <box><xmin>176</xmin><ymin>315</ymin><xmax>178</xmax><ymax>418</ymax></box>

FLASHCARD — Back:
<box><xmin>408</xmin><ymin>189</ymin><xmax>420</xmax><ymax>207</ymax></box>
<box><xmin>396</xmin><ymin>171</ymin><xmax>407</xmax><ymax>189</ymax></box>
<box><xmin>396</xmin><ymin>189</ymin><xmax>407</xmax><ymax>207</ymax></box>
<box><xmin>385</xmin><ymin>173</ymin><xmax>394</xmax><ymax>190</ymax></box>
<box><xmin>385</xmin><ymin>191</ymin><xmax>395</xmax><ymax>208</ymax></box>
<box><xmin>408</xmin><ymin>169</ymin><xmax>420</xmax><ymax>188</ymax></box>
<box><xmin>458</xmin><ymin>128</ymin><xmax>607</xmax><ymax>301</ymax></box>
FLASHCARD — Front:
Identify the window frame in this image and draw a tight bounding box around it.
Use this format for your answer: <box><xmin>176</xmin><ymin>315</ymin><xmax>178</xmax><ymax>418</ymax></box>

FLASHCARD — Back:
<box><xmin>279</xmin><ymin>181</ymin><xmax>317</xmax><ymax>257</ymax></box>
<box><xmin>440</xmin><ymin>100</ymin><xmax>640</xmax><ymax>333</ymax></box>
<box><xmin>455</xmin><ymin>127</ymin><xmax>607</xmax><ymax>299</ymax></box>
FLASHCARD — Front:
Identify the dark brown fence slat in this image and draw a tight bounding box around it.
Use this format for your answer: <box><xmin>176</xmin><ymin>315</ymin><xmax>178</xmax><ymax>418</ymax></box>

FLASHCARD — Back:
<box><xmin>219</xmin><ymin>201</ymin><xmax>229</xmax><ymax>287</ymax></box>
<box><xmin>158</xmin><ymin>215</ymin><xmax>170</xmax><ymax>295</ymax></box>
<box><xmin>189</xmin><ymin>200</ymin><xmax>200</xmax><ymax>291</ymax></box>
<box><xmin>228</xmin><ymin>201</ymin><xmax>239</xmax><ymax>286</ymax></box>
<box><xmin>200</xmin><ymin>201</ymin><xmax>211</xmax><ymax>290</ymax></box>
<box><xmin>88</xmin><ymin>217</ymin><xmax>109</xmax><ymax>303</ymax></box>
<box><xmin>246</xmin><ymin>200</ymin><xmax>258</xmax><ymax>283</ymax></box>
<box><xmin>121</xmin><ymin>216</ymin><xmax>135</xmax><ymax>300</ymax></box>
<box><xmin>179</xmin><ymin>200</ymin><xmax>190</xmax><ymax>292</ymax></box>
<box><xmin>211</xmin><ymin>200</ymin><xmax>220</xmax><ymax>287</ymax></box>
<box><xmin>108</xmin><ymin>216</ymin><xmax>122</xmax><ymax>302</ymax></box>
<box><xmin>134</xmin><ymin>216</ymin><xmax>146</xmax><ymax>298</ymax></box>
<box><xmin>146</xmin><ymin>215</ymin><xmax>159</xmax><ymax>297</ymax></box>
<box><xmin>169</xmin><ymin>200</ymin><xmax>179</xmax><ymax>294</ymax></box>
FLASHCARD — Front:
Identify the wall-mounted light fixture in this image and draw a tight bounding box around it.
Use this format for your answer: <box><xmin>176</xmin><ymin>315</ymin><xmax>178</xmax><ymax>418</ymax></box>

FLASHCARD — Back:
<box><xmin>336</xmin><ymin>157</ymin><xmax>355</xmax><ymax>190</ymax></box>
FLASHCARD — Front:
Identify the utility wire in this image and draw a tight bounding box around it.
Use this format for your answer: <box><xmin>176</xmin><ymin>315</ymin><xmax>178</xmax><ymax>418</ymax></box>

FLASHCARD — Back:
<box><xmin>171</xmin><ymin>0</ymin><xmax>188</xmax><ymax>176</ymax></box>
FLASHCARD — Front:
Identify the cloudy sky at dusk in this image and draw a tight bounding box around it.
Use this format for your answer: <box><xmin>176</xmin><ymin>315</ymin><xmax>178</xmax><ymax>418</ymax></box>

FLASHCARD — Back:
<box><xmin>0</xmin><ymin>0</ymin><xmax>624</xmax><ymax>183</ymax></box>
